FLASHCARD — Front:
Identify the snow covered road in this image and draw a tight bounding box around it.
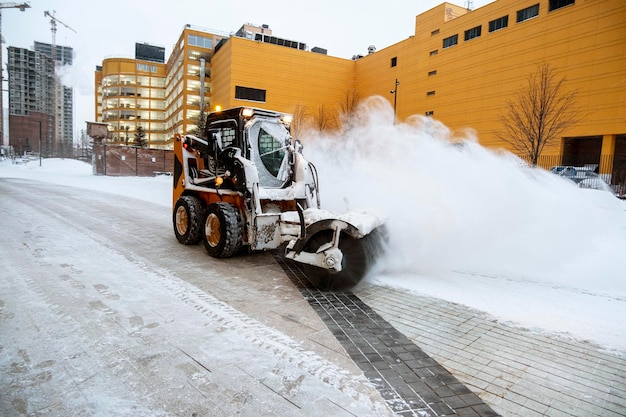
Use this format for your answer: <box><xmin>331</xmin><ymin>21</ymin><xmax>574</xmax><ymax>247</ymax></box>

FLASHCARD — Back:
<box><xmin>0</xmin><ymin>176</ymin><xmax>393</xmax><ymax>416</ymax></box>
<box><xmin>1</xmin><ymin>157</ymin><xmax>625</xmax><ymax>417</ymax></box>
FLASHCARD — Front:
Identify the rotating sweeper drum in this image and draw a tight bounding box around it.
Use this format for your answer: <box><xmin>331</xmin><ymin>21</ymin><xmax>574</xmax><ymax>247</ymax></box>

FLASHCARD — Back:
<box><xmin>285</xmin><ymin>216</ymin><xmax>388</xmax><ymax>291</ymax></box>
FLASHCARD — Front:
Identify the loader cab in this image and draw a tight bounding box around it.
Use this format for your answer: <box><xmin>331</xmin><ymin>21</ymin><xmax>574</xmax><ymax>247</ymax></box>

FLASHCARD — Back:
<box><xmin>205</xmin><ymin>107</ymin><xmax>292</xmax><ymax>189</ymax></box>
<box><xmin>246</xmin><ymin>117</ymin><xmax>291</xmax><ymax>188</ymax></box>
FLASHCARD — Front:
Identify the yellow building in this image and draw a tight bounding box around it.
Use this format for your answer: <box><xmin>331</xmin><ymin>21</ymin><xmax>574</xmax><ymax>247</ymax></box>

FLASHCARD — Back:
<box><xmin>94</xmin><ymin>0</ymin><xmax>625</xmax><ymax>176</ymax></box>
<box><xmin>352</xmin><ymin>0</ymin><xmax>625</xmax><ymax>170</ymax></box>
<box><xmin>95</xmin><ymin>27</ymin><xmax>226</xmax><ymax>149</ymax></box>
<box><xmin>95</xmin><ymin>56</ymin><xmax>167</xmax><ymax>147</ymax></box>
<box><xmin>164</xmin><ymin>25</ymin><xmax>227</xmax><ymax>146</ymax></box>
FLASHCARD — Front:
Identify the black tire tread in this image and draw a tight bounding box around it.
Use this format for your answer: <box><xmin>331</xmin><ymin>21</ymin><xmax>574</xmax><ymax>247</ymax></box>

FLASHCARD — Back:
<box><xmin>173</xmin><ymin>195</ymin><xmax>203</xmax><ymax>245</ymax></box>
<box><xmin>203</xmin><ymin>202</ymin><xmax>243</xmax><ymax>258</ymax></box>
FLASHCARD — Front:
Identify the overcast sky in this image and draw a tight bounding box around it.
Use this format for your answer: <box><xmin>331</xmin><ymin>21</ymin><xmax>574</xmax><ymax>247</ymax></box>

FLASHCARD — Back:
<box><xmin>2</xmin><ymin>0</ymin><xmax>493</xmax><ymax>140</ymax></box>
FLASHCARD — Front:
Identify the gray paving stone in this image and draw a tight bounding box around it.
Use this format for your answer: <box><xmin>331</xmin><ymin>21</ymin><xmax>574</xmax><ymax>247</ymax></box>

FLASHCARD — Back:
<box><xmin>356</xmin><ymin>284</ymin><xmax>626</xmax><ymax>417</ymax></box>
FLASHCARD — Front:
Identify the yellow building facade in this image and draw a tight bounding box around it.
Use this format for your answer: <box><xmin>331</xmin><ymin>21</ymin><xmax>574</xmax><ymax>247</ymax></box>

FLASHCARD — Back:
<box><xmin>94</xmin><ymin>0</ymin><xmax>625</xmax><ymax>174</ymax></box>
<box><xmin>352</xmin><ymin>0</ymin><xmax>625</xmax><ymax>167</ymax></box>
<box><xmin>95</xmin><ymin>58</ymin><xmax>167</xmax><ymax>146</ymax></box>
<box><xmin>95</xmin><ymin>26</ymin><xmax>225</xmax><ymax>148</ymax></box>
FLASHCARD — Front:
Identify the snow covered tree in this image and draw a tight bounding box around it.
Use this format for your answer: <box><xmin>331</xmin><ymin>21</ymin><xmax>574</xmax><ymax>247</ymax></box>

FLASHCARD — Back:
<box><xmin>134</xmin><ymin>126</ymin><xmax>148</xmax><ymax>148</ymax></box>
<box><xmin>496</xmin><ymin>64</ymin><xmax>581</xmax><ymax>166</ymax></box>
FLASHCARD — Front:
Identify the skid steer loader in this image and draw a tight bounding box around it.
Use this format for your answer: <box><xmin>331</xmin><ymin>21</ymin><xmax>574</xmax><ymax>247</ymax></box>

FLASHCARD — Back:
<box><xmin>172</xmin><ymin>107</ymin><xmax>383</xmax><ymax>289</ymax></box>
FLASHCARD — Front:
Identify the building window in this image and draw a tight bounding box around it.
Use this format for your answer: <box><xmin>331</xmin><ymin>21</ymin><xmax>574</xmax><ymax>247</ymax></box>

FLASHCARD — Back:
<box><xmin>549</xmin><ymin>0</ymin><xmax>574</xmax><ymax>11</ymax></box>
<box><xmin>431</xmin><ymin>29</ymin><xmax>440</xmax><ymax>36</ymax></box>
<box><xmin>235</xmin><ymin>86</ymin><xmax>266</xmax><ymax>102</ymax></box>
<box><xmin>428</xmin><ymin>70</ymin><xmax>437</xmax><ymax>76</ymax></box>
<box><xmin>427</xmin><ymin>91</ymin><xmax>436</xmax><ymax>96</ymax></box>
<box><xmin>425</xmin><ymin>111</ymin><xmax>434</xmax><ymax>116</ymax></box>
<box><xmin>430</xmin><ymin>50</ymin><xmax>439</xmax><ymax>56</ymax></box>
<box><xmin>489</xmin><ymin>15</ymin><xmax>509</xmax><ymax>32</ymax></box>
<box><xmin>464</xmin><ymin>25</ymin><xmax>482</xmax><ymax>41</ymax></box>
<box><xmin>391</xmin><ymin>57</ymin><xmax>397</xmax><ymax>67</ymax></box>
<box><xmin>443</xmin><ymin>34</ymin><xmax>458</xmax><ymax>49</ymax></box>
<box><xmin>517</xmin><ymin>4</ymin><xmax>539</xmax><ymax>22</ymax></box>
<box><xmin>188</xmin><ymin>34</ymin><xmax>213</xmax><ymax>49</ymax></box>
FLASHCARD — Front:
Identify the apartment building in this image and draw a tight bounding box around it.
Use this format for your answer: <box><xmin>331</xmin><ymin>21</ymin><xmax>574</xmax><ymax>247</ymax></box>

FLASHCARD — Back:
<box><xmin>8</xmin><ymin>42</ymin><xmax>74</xmax><ymax>157</ymax></box>
<box><xmin>34</xmin><ymin>41</ymin><xmax>74</xmax><ymax>156</ymax></box>
<box><xmin>7</xmin><ymin>46</ymin><xmax>55</xmax><ymax>156</ymax></box>
<box><xmin>95</xmin><ymin>26</ymin><xmax>226</xmax><ymax>149</ymax></box>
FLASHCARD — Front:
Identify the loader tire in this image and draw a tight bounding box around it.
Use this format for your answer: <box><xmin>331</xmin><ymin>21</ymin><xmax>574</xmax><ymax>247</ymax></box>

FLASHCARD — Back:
<box><xmin>203</xmin><ymin>202</ymin><xmax>243</xmax><ymax>258</ymax></box>
<box><xmin>173</xmin><ymin>195</ymin><xmax>203</xmax><ymax>245</ymax></box>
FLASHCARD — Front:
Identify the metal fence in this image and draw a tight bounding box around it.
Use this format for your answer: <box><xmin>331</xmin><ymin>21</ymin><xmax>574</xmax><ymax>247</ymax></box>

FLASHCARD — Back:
<box><xmin>524</xmin><ymin>154</ymin><xmax>626</xmax><ymax>198</ymax></box>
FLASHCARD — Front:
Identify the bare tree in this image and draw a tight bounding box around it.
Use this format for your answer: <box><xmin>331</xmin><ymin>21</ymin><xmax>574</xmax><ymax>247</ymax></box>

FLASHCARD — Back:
<box><xmin>496</xmin><ymin>64</ymin><xmax>581</xmax><ymax>166</ymax></box>
<box><xmin>338</xmin><ymin>89</ymin><xmax>361</xmax><ymax>131</ymax></box>
<box><xmin>290</xmin><ymin>104</ymin><xmax>311</xmax><ymax>139</ymax></box>
<box><xmin>314</xmin><ymin>104</ymin><xmax>338</xmax><ymax>133</ymax></box>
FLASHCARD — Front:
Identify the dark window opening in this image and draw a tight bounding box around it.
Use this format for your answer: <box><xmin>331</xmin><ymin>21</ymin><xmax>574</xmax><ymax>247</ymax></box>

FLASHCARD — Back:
<box><xmin>464</xmin><ymin>25</ymin><xmax>482</xmax><ymax>41</ymax></box>
<box><xmin>235</xmin><ymin>86</ymin><xmax>266</xmax><ymax>102</ymax></box>
<box><xmin>517</xmin><ymin>4</ymin><xmax>539</xmax><ymax>22</ymax></box>
<box><xmin>391</xmin><ymin>57</ymin><xmax>397</xmax><ymax>67</ymax></box>
<box><xmin>431</xmin><ymin>29</ymin><xmax>440</xmax><ymax>36</ymax></box>
<box><xmin>430</xmin><ymin>50</ymin><xmax>439</xmax><ymax>56</ymax></box>
<box><xmin>427</xmin><ymin>91</ymin><xmax>436</xmax><ymax>96</ymax></box>
<box><xmin>489</xmin><ymin>15</ymin><xmax>509</xmax><ymax>32</ymax></box>
<box><xmin>428</xmin><ymin>70</ymin><xmax>437</xmax><ymax>76</ymax></box>
<box><xmin>425</xmin><ymin>111</ymin><xmax>434</xmax><ymax>116</ymax></box>
<box><xmin>549</xmin><ymin>0</ymin><xmax>574</xmax><ymax>11</ymax></box>
<box><xmin>443</xmin><ymin>34</ymin><xmax>458</xmax><ymax>49</ymax></box>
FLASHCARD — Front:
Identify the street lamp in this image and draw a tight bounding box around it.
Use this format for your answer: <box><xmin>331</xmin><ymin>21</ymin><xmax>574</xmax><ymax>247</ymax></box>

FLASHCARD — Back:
<box><xmin>0</xmin><ymin>2</ymin><xmax>31</xmax><ymax>145</ymax></box>
<box><xmin>36</xmin><ymin>120</ymin><xmax>41</xmax><ymax>166</ymax></box>
<box><xmin>390</xmin><ymin>78</ymin><xmax>399</xmax><ymax>124</ymax></box>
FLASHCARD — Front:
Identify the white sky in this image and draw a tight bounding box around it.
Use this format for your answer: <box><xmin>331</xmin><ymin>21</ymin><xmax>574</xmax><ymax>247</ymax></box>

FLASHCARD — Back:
<box><xmin>2</xmin><ymin>0</ymin><xmax>493</xmax><ymax>141</ymax></box>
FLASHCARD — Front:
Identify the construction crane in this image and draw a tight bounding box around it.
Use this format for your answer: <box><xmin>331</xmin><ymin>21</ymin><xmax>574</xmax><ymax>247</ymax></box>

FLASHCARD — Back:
<box><xmin>44</xmin><ymin>10</ymin><xmax>77</xmax><ymax>62</ymax></box>
<box><xmin>0</xmin><ymin>2</ymin><xmax>30</xmax><ymax>149</ymax></box>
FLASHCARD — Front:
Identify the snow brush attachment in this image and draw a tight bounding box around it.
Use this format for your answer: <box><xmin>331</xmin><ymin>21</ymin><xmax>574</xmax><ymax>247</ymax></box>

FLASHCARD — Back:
<box><xmin>285</xmin><ymin>217</ymin><xmax>388</xmax><ymax>291</ymax></box>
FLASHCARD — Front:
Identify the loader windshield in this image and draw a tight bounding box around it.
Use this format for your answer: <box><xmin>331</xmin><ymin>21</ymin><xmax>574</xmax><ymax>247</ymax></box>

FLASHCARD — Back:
<box><xmin>248</xmin><ymin>119</ymin><xmax>290</xmax><ymax>188</ymax></box>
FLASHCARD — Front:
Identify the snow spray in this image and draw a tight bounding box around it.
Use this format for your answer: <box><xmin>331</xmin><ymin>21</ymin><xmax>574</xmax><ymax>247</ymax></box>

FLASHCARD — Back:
<box><xmin>300</xmin><ymin>96</ymin><xmax>626</xmax><ymax>296</ymax></box>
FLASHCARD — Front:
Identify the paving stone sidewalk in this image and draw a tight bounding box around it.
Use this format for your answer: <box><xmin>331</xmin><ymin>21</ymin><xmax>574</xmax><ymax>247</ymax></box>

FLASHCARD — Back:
<box><xmin>356</xmin><ymin>285</ymin><xmax>626</xmax><ymax>417</ymax></box>
<box><xmin>275</xmin><ymin>255</ymin><xmax>500</xmax><ymax>417</ymax></box>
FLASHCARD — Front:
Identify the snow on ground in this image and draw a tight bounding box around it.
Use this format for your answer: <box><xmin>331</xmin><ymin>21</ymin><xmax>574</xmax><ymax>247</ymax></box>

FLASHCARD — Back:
<box><xmin>2</xmin><ymin>100</ymin><xmax>625</xmax><ymax>352</ymax></box>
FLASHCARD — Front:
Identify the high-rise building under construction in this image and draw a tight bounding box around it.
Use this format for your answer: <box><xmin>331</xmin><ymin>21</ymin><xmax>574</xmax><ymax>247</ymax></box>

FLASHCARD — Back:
<box><xmin>7</xmin><ymin>41</ymin><xmax>74</xmax><ymax>157</ymax></box>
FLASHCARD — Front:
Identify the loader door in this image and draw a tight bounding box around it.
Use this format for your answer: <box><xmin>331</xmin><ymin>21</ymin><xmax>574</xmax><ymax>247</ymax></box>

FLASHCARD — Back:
<box><xmin>248</xmin><ymin>120</ymin><xmax>290</xmax><ymax>188</ymax></box>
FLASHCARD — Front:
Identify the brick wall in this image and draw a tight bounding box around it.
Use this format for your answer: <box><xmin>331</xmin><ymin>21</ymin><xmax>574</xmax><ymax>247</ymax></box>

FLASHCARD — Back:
<box><xmin>93</xmin><ymin>144</ymin><xmax>173</xmax><ymax>177</ymax></box>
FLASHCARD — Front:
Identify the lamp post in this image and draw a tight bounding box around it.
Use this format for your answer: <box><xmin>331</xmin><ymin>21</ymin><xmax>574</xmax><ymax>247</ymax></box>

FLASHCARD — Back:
<box><xmin>0</xmin><ymin>2</ymin><xmax>31</xmax><ymax>146</ymax></box>
<box><xmin>36</xmin><ymin>119</ymin><xmax>41</xmax><ymax>166</ymax></box>
<box><xmin>390</xmin><ymin>78</ymin><xmax>399</xmax><ymax>124</ymax></box>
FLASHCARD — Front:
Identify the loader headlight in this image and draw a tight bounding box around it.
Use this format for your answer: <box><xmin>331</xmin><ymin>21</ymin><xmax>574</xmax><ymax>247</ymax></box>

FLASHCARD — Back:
<box><xmin>215</xmin><ymin>176</ymin><xmax>224</xmax><ymax>187</ymax></box>
<box><xmin>242</xmin><ymin>108</ymin><xmax>254</xmax><ymax>118</ymax></box>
